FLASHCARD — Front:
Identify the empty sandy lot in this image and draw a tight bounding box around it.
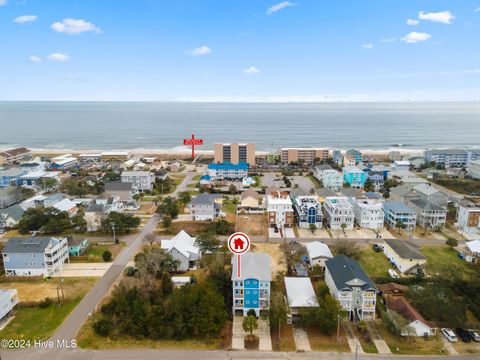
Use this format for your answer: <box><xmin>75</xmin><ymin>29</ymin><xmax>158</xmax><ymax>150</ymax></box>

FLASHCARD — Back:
<box><xmin>251</xmin><ymin>243</ymin><xmax>287</xmax><ymax>278</ymax></box>
<box><xmin>236</xmin><ymin>214</ymin><xmax>267</xmax><ymax>237</ymax></box>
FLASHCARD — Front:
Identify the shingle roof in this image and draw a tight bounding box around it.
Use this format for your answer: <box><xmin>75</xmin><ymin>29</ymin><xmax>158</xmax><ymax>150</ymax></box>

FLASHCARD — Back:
<box><xmin>241</xmin><ymin>189</ymin><xmax>259</xmax><ymax>201</ymax></box>
<box><xmin>0</xmin><ymin>167</ymin><xmax>24</xmax><ymax>177</ymax></box>
<box><xmin>315</xmin><ymin>164</ymin><xmax>333</xmax><ymax>171</ymax></box>
<box><xmin>325</xmin><ymin>255</ymin><xmax>377</xmax><ymax>292</ymax></box>
<box><xmin>231</xmin><ymin>253</ymin><xmax>271</xmax><ymax>281</ymax></box>
<box><xmin>189</xmin><ymin>193</ymin><xmax>222</xmax><ymax>206</ymax></box>
<box><xmin>339</xmin><ymin>188</ymin><xmax>364</xmax><ymax>199</ymax></box>
<box><xmin>3</xmin><ymin>237</ymin><xmax>55</xmax><ymax>254</ymax></box>
<box><xmin>413</xmin><ymin>183</ymin><xmax>441</xmax><ymax>197</ymax></box>
<box><xmin>161</xmin><ymin>230</ymin><xmax>200</xmax><ymax>259</ymax></box>
<box><xmin>409</xmin><ymin>198</ymin><xmax>446</xmax><ymax>211</ymax></box>
<box><xmin>316</xmin><ymin>188</ymin><xmax>337</xmax><ymax>198</ymax></box>
<box><xmin>86</xmin><ymin>204</ymin><xmax>105</xmax><ymax>213</ymax></box>
<box><xmin>105</xmin><ymin>182</ymin><xmax>133</xmax><ymax>191</ymax></box>
<box><xmin>384</xmin><ymin>201</ymin><xmax>416</xmax><ymax>214</ymax></box>
<box><xmin>385</xmin><ymin>239</ymin><xmax>426</xmax><ymax>260</ymax></box>
<box><xmin>0</xmin><ymin>205</ymin><xmax>24</xmax><ymax>221</ymax></box>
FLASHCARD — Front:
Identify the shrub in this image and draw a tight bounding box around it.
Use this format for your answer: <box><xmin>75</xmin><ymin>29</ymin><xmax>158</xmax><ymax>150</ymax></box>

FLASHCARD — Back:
<box><xmin>102</xmin><ymin>250</ymin><xmax>113</xmax><ymax>262</ymax></box>
<box><xmin>39</xmin><ymin>297</ymin><xmax>54</xmax><ymax>308</ymax></box>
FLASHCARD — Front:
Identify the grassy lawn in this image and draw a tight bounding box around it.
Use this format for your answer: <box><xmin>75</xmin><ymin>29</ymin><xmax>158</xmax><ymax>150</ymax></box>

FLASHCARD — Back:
<box><xmin>376</xmin><ymin>320</ymin><xmax>445</xmax><ymax>355</ymax></box>
<box><xmin>421</xmin><ymin>246</ymin><xmax>477</xmax><ymax>280</ymax></box>
<box><xmin>222</xmin><ymin>199</ymin><xmax>237</xmax><ymax>215</ymax></box>
<box><xmin>77</xmin><ymin>318</ymin><xmax>227</xmax><ymax>350</ymax></box>
<box><xmin>0</xmin><ymin>298</ymin><xmax>83</xmax><ymax>341</ymax></box>
<box><xmin>192</xmin><ymin>175</ymin><xmax>202</xmax><ymax>181</ymax></box>
<box><xmin>80</xmin><ymin>241</ymin><xmax>126</xmax><ymax>262</ymax></box>
<box><xmin>432</xmin><ymin>177</ymin><xmax>480</xmax><ymax>196</ymax></box>
<box><xmin>358</xmin><ymin>246</ymin><xmax>391</xmax><ymax>279</ymax></box>
<box><xmin>187</xmin><ymin>183</ymin><xmax>198</xmax><ymax>188</ymax></box>
<box><xmin>308</xmin><ymin>175</ymin><xmax>322</xmax><ymax>188</ymax></box>
<box><xmin>306</xmin><ymin>326</ymin><xmax>350</xmax><ymax>352</ymax></box>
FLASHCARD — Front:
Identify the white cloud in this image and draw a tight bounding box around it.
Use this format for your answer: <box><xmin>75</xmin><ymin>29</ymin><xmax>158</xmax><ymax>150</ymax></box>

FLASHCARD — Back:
<box><xmin>51</xmin><ymin>18</ymin><xmax>101</xmax><ymax>34</ymax></box>
<box><xmin>29</xmin><ymin>56</ymin><xmax>42</xmax><ymax>63</ymax></box>
<box><xmin>418</xmin><ymin>10</ymin><xmax>455</xmax><ymax>24</ymax></box>
<box><xmin>14</xmin><ymin>15</ymin><xmax>38</xmax><ymax>24</ymax></box>
<box><xmin>406</xmin><ymin>18</ymin><xmax>419</xmax><ymax>26</ymax></box>
<box><xmin>465</xmin><ymin>69</ymin><xmax>480</xmax><ymax>74</ymax></box>
<box><xmin>401</xmin><ymin>31</ymin><xmax>431</xmax><ymax>43</ymax></box>
<box><xmin>242</xmin><ymin>66</ymin><xmax>260</xmax><ymax>75</ymax></box>
<box><xmin>362</xmin><ymin>43</ymin><xmax>374</xmax><ymax>50</ymax></box>
<box><xmin>0</xmin><ymin>0</ymin><xmax>7</xmax><ymax>6</ymax></box>
<box><xmin>381</xmin><ymin>38</ymin><xmax>396</xmax><ymax>43</ymax></box>
<box><xmin>47</xmin><ymin>53</ymin><xmax>70</xmax><ymax>62</ymax></box>
<box><xmin>189</xmin><ymin>46</ymin><xmax>212</xmax><ymax>56</ymax></box>
<box><xmin>267</xmin><ymin>1</ymin><xmax>294</xmax><ymax>15</ymax></box>
<box><xmin>474</xmin><ymin>7</ymin><xmax>480</xmax><ymax>12</ymax></box>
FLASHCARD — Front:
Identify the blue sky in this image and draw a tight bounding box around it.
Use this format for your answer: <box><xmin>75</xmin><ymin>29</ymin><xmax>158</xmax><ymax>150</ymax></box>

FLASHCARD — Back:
<box><xmin>1</xmin><ymin>0</ymin><xmax>480</xmax><ymax>101</ymax></box>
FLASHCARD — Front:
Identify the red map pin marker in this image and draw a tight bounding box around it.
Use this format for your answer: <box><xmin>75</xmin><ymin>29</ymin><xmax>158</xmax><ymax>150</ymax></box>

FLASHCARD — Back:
<box><xmin>227</xmin><ymin>232</ymin><xmax>251</xmax><ymax>279</ymax></box>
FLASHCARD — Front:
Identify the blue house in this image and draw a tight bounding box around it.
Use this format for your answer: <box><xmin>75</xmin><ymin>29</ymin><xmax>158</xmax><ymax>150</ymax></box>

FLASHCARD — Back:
<box><xmin>346</xmin><ymin>149</ymin><xmax>363</xmax><ymax>164</ymax></box>
<box><xmin>67</xmin><ymin>238</ymin><xmax>89</xmax><ymax>256</ymax></box>
<box><xmin>342</xmin><ymin>167</ymin><xmax>366</xmax><ymax>189</ymax></box>
<box><xmin>232</xmin><ymin>253</ymin><xmax>271</xmax><ymax>316</ymax></box>
<box><xmin>207</xmin><ymin>162</ymin><xmax>248</xmax><ymax>180</ymax></box>
<box><xmin>0</xmin><ymin>167</ymin><xmax>26</xmax><ymax>188</ymax></box>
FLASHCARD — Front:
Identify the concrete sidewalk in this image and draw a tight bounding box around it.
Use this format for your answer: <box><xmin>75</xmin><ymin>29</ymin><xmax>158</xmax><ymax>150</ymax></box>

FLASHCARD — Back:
<box><xmin>292</xmin><ymin>327</ymin><xmax>311</xmax><ymax>351</ymax></box>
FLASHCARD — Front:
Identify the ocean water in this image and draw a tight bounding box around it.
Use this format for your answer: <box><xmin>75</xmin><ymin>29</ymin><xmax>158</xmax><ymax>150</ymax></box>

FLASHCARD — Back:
<box><xmin>0</xmin><ymin>101</ymin><xmax>479</xmax><ymax>151</ymax></box>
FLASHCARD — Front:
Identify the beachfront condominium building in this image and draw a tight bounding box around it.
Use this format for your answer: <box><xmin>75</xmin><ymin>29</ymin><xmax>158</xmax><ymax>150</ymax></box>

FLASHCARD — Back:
<box><xmin>408</xmin><ymin>198</ymin><xmax>447</xmax><ymax>230</ymax></box>
<box><xmin>290</xmin><ymin>189</ymin><xmax>323</xmax><ymax>229</ymax></box>
<box><xmin>350</xmin><ymin>198</ymin><xmax>384</xmax><ymax>229</ymax></box>
<box><xmin>424</xmin><ymin>149</ymin><xmax>468</xmax><ymax>167</ymax></box>
<box><xmin>314</xmin><ymin>165</ymin><xmax>343</xmax><ymax>191</ymax></box>
<box><xmin>266</xmin><ymin>191</ymin><xmax>294</xmax><ymax>229</ymax></box>
<box><xmin>383</xmin><ymin>201</ymin><xmax>417</xmax><ymax>230</ymax></box>
<box><xmin>325</xmin><ymin>255</ymin><xmax>377</xmax><ymax>320</ymax></box>
<box><xmin>121</xmin><ymin>171</ymin><xmax>155</xmax><ymax>192</ymax></box>
<box><xmin>232</xmin><ymin>253</ymin><xmax>271</xmax><ymax>317</ymax></box>
<box><xmin>342</xmin><ymin>167</ymin><xmax>366</xmax><ymax>189</ymax></box>
<box><xmin>468</xmin><ymin>159</ymin><xmax>480</xmax><ymax>179</ymax></box>
<box><xmin>0</xmin><ymin>147</ymin><xmax>30</xmax><ymax>165</ymax></box>
<box><xmin>2</xmin><ymin>237</ymin><xmax>69</xmax><ymax>277</ymax></box>
<box><xmin>281</xmin><ymin>148</ymin><xmax>329</xmax><ymax>164</ymax></box>
<box><xmin>323</xmin><ymin>196</ymin><xmax>354</xmax><ymax>230</ymax></box>
<box><xmin>343</xmin><ymin>149</ymin><xmax>363</xmax><ymax>166</ymax></box>
<box><xmin>49</xmin><ymin>154</ymin><xmax>78</xmax><ymax>171</ymax></box>
<box><xmin>207</xmin><ymin>163</ymin><xmax>248</xmax><ymax>180</ymax></box>
<box><xmin>457</xmin><ymin>199</ymin><xmax>480</xmax><ymax>235</ymax></box>
<box><xmin>214</xmin><ymin>143</ymin><xmax>256</xmax><ymax>165</ymax></box>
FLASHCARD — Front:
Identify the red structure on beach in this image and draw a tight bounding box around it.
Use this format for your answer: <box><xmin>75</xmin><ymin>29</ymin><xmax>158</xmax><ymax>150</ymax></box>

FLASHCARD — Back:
<box><xmin>183</xmin><ymin>134</ymin><xmax>203</xmax><ymax>160</ymax></box>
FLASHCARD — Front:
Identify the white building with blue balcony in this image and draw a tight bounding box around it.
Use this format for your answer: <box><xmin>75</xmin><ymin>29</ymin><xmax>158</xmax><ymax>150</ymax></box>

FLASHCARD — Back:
<box><xmin>207</xmin><ymin>163</ymin><xmax>248</xmax><ymax>181</ymax></box>
<box><xmin>232</xmin><ymin>253</ymin><xmax>271</xmax><ymax>317</ymax></box>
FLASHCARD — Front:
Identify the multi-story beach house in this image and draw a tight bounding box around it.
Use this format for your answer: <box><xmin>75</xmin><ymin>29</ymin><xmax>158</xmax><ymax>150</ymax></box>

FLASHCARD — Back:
<box><xmin>2</xmin><ymin>237</ymin><xmax>69</xmax><ymax>277</ymax></box>
<box><xmin>332</xmin><ymin>150</ymin><xmax>343</xmax><ymax>166</ymax></box>
<box><xmin>161</xmin><ymin>230</ymin><xmax>201</xmax><ymax>272</ymax></box>
<box><xmin>207</xmin><ymin>163</ymin><xmax>248</xmax><ymax>180</ymax></box>
<box><xmin>350</xmin><ymin>198</ymin><xmax>384</xmax><ymax>229</ymax></box>
<box><xmin>188</xmin><ymin>193</ymin><xmax>223</xmax><ymax>221</ymax></box>
<box><xmin>408</xmin><ymin>198</ymin><xmax>447</xmax><ymax>230</ymax></box>
<box><xmin>383</xmin><ymin>201</ymin><xmax>417</xmax><ymax>230</ymax></box>
<box><xmin>290</xmin><ymin>189</ymin><xmax>322</xmax><ymax>229</ymax></box>
<box><xmin>424</xmin><ymin>149</ymin><xmax>468</xmax><ymax>167</ymax></box>
<box><xmin>323</xmin><ymin>196</ymin><xmax>354</xmax><ymax>230</ymax></box>
<box><xmin>232</xmin><ymin>253</ymin><xmax>271</xmax><ymax>317</ymax></box>
<box><xmin>121</xmin><ymin>171</ymin><xmax>154</xmax><ymax>192</ymax></box>
<box><xmin>0</xmin><ymin>147</ymin><xmax>30</xmax><ymax>165</ymax></box>
<box><xmin>456</xmin><ymin>199</ymin><xmax>480</xmax><ymax>235</ymax></box>
<box><xmin>0</xmin><ymin>167</ymin><xmax>26</xmax><ymax>188</ymax></box>
<box><xmin>266</xmin><ymin>191</ymin><xmax>294</xmax><ymax>229</ymax></box>
<box><xmin>281</xmin><ymin>148</ymin><xmax>329</xmax><ymax>164</ymax></box>
<box><xmin>391</xmin><ymin>160</ymin><xmax>411</xmax><ymax>172</ymax></box>
<box><xmin>363</xmin><ymin>164</ymin><xmax>390</xmax><ymax>191</ymax></box>
<box><xmin>315</xmin><ymin>165</ymin><xmax>343</xmax><ymax>191</ymax></box>
<box><xmin>0</xmin><ymin>289</ymin><xmax>19</xmax><ymax>322</ymax></box>
<box><xmin>468</xmin><ymin>159</ymin><xmax>480</xmax><ymax>179</ymax></box>
<box><xmin>0</xmin><ymin>205</ymin><xmax>24</xmax><ymax>231</ymax></box>
<box><xmin>344</xmin><ymin>149</ymin><xmax>363</xmax><ymax>165</ymax></box>
<box><xmin>325</xmin><ymin>255</ymin><xmax>377</xmax><ymax>320</ymax></box>
<box><xmin>213</xmin><ymin>143</ymin><xmax>256</xmax><ymax>165</ymax></box>
<box><xmin>412</xmin><ymin>183</ymin><xmax>449</xmax><ymax>207</ymax></box>
<box><xmin>342</xmin><ymin>167</ymin><xmax>366</xmax><ymax>189</ymax></box>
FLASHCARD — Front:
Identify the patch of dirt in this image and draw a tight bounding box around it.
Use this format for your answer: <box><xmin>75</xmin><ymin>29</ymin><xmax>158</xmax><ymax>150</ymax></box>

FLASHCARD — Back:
<box><xmin>251</xmin><ymin>243</ymin><xmax>287</xmax><ymax>277</ymax></box>
<box><xmin>236</xmin><ymin>214</ymin><xmax>268</xmax><ymax>237</ymax></box>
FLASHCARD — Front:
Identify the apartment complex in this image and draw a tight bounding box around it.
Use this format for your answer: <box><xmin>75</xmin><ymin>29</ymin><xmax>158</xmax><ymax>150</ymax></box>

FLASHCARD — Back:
<box><xmin>214</xmin><ymin>143</ymin><xmax>255</xmax><ymax>165</ymax></box>
<box><xmin>266</xmin><ymin>191</ymin><xmax>294</xmax><ymax>228</ymax></box>
<box><xmin>424</xmin><ymin>149</ymin><xmax>468</xmax><ymax>167</ymax></box>
<box><xmin>281</xmin><ymin>148</ymin><xmax>329</xmax><ymax>164</ymax></box>
<box><xmin>207</xmin><ymin>163</ymin><xmax>248</xmax><ymax>180</ymax></box>
<box><xmin>323</xmin><ymin>196</ymin><xmax>354</xmax><ymax>230</ymax></box>
<box><xmin>350</xmin><ymin>198</ymin><xmax>384</xmax><ymax>229</ymax></box>
<box><xmin>468</xmin><ymin>159</ymin><xmax>480</xmax><ymax>179</ymax></box>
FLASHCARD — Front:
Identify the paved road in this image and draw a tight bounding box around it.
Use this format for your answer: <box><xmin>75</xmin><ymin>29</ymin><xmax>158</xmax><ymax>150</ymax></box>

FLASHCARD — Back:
<box><xmin>49</xmin><ymin>215</ymin><xmax>160</xmax><ymax>343</ymax></box>
<box><xmin>3</xmin><ymin>348</ymin><xmax>479</xmax><ymax>360</ymax></box>
<box><xmin>171</xmin><ymin>171</ymin><xmax>197</xmax><ymax>197</ymax></box>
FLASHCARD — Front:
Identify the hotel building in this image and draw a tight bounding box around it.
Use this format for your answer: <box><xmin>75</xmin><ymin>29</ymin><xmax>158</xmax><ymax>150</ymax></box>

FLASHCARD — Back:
<box><xmin>214</xmin><ymin>143</ymin><xmax>256</xmax><ymax>165</ymax></box>
<box><xmin>281</xmin><ymin>148</ymin><xmax>329</xmax><ymax>164</ymax></box>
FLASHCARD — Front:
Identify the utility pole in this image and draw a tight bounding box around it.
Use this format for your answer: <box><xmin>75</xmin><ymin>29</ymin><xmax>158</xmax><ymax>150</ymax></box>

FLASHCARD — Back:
<box><xmin>355</xmin><ymin>339</ymin><xmax>359</xmax><ymax>360</ymax></box>
<box><xmin>336</xmin><ymin>314</ymin><xmax>341</xmax><ymax>343</ymax></box>
<box><xmin>111</xmin><ymin>222</ymin><xmax>117</xmax><ymax>244</ymax></box>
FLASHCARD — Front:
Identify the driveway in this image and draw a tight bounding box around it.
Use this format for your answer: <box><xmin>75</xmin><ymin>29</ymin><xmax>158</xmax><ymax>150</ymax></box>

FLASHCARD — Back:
<box><xmin>231</xmin><ymin>316</ymin><xmax>272</xmax><ymax>351</ymax></box>
<box><xmin>49</xmin><ymin>215</ymin><xmax>160</xmax><ymax>342</ymax></box>
<box><xmin>292</xmin><ymin>327</ymin><xmax>312</xmax><ymax>351</ymax></box>
<box><xmin>171</xmin><ymin>171</ymin><xmax>197</xmax><ymax>197</ymax></box>
<box><xmin>53</xmin><ymin>263</ymin><xmax>111</xmax><ymax>278</ymax></box>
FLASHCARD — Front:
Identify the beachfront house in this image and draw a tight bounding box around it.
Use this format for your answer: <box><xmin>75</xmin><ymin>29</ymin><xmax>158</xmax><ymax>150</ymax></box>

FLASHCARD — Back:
<box><xmin>305</xmin><ymin>241</ymin><xmax>333</xmax><ymax>269</ymax></box>
<box><xmin>161</xmin><ymin>230</ymin><xmax>201</xmax><ymax>272</ymax></box>
<box><xmin>325</xmin><ymin>255</ymin><xmax>377</xmax><ymax>320</ymax></box>
<box><xmin>323</xmin><ymin>196</ymin><xmax>354</xmax><ymax>230</ymax></box>
<box><xmin>284</xmin><ymin>277</ymin><xmax>319</xmax><ymax>324</ymax></box>
<box><xmin>49</xmin><ymin>154</ymin><xmax>78</xmax><ymax>171</ymax></box>
<box><xmin>383</xmin><ymin>201</ymin><xmax>417</xmax><ymax>230</ymax></box>
<box><xmin>383</xmin><ymin>239</ymin><xmax>426</xmax><ymax>275</ymax></box>
<box><xmin>2</xmin><ymin>237</ymin><xmax>69</xmax><ymax>277</ymax></box>
<box><xmin>290</xmin><ymin>189</ymin><xmax>322</xmax><ymax>229</ymax></box>
<box><xmin>188</xmin><ymin>193</ymin><xmax>223</xmax><ymax>221</ymax></box>
<box><xmin>232</xmin><ymin>253</ymin><xmax>271</xmax><ymax>316</ymax></box>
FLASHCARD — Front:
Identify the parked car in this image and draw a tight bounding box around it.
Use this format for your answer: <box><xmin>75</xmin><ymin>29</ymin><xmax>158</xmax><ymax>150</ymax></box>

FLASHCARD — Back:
<box><xmin>373</xmin><ymin>244</ymin><xmax>382</xmax><ymax>252</ymax></box>
<box><xmin>441</xmin><ymin>328</ymin><xmax>458</xmax><ymax>343</ymax></box>
<box><xmin>455</xmin><ymin>328</ymin><xmax>472</xmax><ymax>343</ymax></box>
<box><xmin>468</xmin><ymin>329</ymin><xmax>480</xmax><ymax>342</ymax></box>
<box><xmin>388</xmin><ymin>269</ymin><xmax>400</xmax><ymax>279</ymax></box>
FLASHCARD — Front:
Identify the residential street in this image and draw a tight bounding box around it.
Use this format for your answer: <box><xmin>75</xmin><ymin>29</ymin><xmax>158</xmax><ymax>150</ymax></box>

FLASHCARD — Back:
<box><xmin>49</xmin><ymin>215</ymin><xmax>160</xmax><ymax>343</ymax></box>
<box><xmin>3</xmin><ymin>348</ymin><xmax>480</xmax><ymax>360</ymax></box>
<box><xmin>171</xmin><ymin>171</ymin><xmax>197</xmax><ymax>197</ymax></box>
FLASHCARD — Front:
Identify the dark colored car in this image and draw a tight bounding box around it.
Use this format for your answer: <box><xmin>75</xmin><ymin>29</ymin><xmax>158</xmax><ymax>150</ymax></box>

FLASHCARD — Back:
<box><xmin>455</xmin><ymin>328</ymin><xmax>472</xmax><ymax>343</ymax></box>
<box><xmin>373</xmin><ymin>244</ymin><xmax>382</xmax><ymax>252</ymax></box>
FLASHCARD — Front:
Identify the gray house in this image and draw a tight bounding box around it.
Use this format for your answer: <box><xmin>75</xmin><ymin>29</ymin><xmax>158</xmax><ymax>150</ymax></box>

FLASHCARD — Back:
<box><xmin>161</xmin><ymin>230</ymin><xmax>201</xmax><ymax>272</ymax></box>
<box><xmin>105</xmin><ymin>181</ymin><xmax>134</xmax><ymax>202</ymax></box>
<box><xmin>0</xmin><ymin>186</ymin><xmax>22</xmax><ymax>209</ymax></box>
<box><xmin>0</xmin><ymin>205</ymin><xmax>25</xmax><ymax>230</ymax></box>
<box><xmin>2</xmin><ymin>237</ymin><xmax>69</xmax><ymax>277</ymax></box>
<box><xmin>188</xmin><ymin>193</ymin><xmax>224</xmax><ymax>221</ymax></box>
<box><xmin>408</xmin><ymin>198</ymin><xmax>447</xmax><ymax>230</ymax></box>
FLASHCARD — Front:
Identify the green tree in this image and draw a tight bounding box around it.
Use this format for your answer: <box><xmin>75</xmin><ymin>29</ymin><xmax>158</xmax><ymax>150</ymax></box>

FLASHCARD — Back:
<box><xmin>364</xmin><ymin>179</ymin><xmax>374</xmax><ymax>192</ymax></box>
<box><xmin>196</xmin><ymin>231</ymin><xmax>220</xmax><ymax>253</ymax></box>
<box><xmin>446</xmin><ymin>237</ymin><xmax>458</xmax><ymax>248</ymax></box>
<box><xmin>162</xmin><ymin>214</ymin><xmax>172</xmax><ymax>229</ymax></box>
<box><xmin>331</xmin><ymin>240</ymin><xmax>361</xmax><ymax>260</ymax></box>
<box><xmin>72</xmin><ymin>211</ymin><xmax>87</xmax><ymax>232</ymax></box>
<box><xmin>242</xmin><ymin>315</ymin><xmax>258</xmax><ymax>338</ymax></box>
<box><xmin>309</xmin><ymin>223</ymin><xmax>317</xmax><ymax>234</ymax></box>
<box><xmin>161</xmin><ymin>272</ymin><xmax>173</xmax><ymax>295</ymax></box>
<box><xmin>18</xmin><ymin>207</ymin><xmax>73</xmax><ymax>235</ymax></box>
<box><xmin>102</xmin><ymin>250</ymin><xmax>112</xmax><ymax>262</ymax></box>
<box><xmin>100</xmin><ymin>212</ymin><xmax>141</xmax><ymax>234</ymax></box>
<box><xmin>156</xmin><ymin>196</ymin><xmax>179</xmax><ymax>219</ymax></box>
<box><xmin>134</xmin><ymin>247</ymin><xmax>179</xmax><ymax>278</ymax></box>
<box><xmin>229</xmin><ymin>184</ymin><xmax>237</xmax><ymax>195</ymax></box>
<box><xmin>178</xmin><ymin>191</ymin><xmax>192</xmax><ymax>207</ymax></box>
